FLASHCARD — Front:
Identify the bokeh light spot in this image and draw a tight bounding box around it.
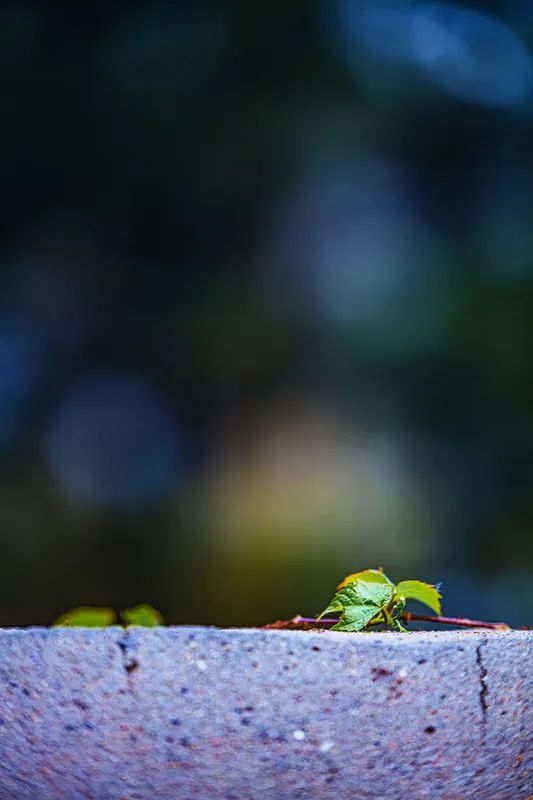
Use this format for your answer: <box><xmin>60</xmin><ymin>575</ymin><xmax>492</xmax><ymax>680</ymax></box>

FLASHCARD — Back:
<box><xmin>0</xmin><ymin>322</ymin><xmax>44</xmax><ymax>449</ymax></box>
<box><xmin>45</xmin><ymin>372</ymin><xmax>180</xmax><ymax>509</ymax></box>
<box><xmin>412</xmin><ymin>3</ymin><xmax>533</xmax><ymax>107</ymax></box>
<box><xmin>334</xmin><ymin>0</ymin><xmax>533</xmax><ymax>108</ymax></box>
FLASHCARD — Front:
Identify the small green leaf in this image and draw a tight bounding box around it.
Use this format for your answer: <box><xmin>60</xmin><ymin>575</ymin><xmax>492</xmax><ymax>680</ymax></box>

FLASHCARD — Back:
<box><xmin>396</xmin><ymin>580</ymin><xmax>442</xmax><ymax>615</ymax></box>
<box><xmin>317</xmin><ymin>599</ymin><xmax>343</xmax><ymax>620</ymax></box>
<box><xmin>120</xmin><ymin>604</ymin><xmax>164</xmax><ymax>627</ymax></box>
<box><xmin>390</xmin><ymin>619</ymin><xmax>407</xmax><ymax>632</ymax></box>
<box><xmin>337</xmin><ymin>568</ymin><xmax>393</xmax><ymax>590</ymax></box>
<box><xmin>318</xmin><ymin>568</ymin><xmax>444</xmax><ymax>632</ymax></box>
<box><xmin>318</xmin><ymin>580</ymin><xmax>392</xmax><ymax>620</ymax></box>
<box><xmin>331</xmin><ymin>604</ymin><xmax>381</xmax><ymax>632</ymax></box>
<box><xmin>318</xmin><ymin>577</ymin><xmax>394</xmax><ymax>631</ymax></box>
<box><xmin>53</xmin><ymin>607</ymin><xmax>116</xmax><ymax>627</ymax></box>
<box><xmin>338</xmin><ymin>579</ymin><xmax>394</xmax><ymax>609</ymax></box>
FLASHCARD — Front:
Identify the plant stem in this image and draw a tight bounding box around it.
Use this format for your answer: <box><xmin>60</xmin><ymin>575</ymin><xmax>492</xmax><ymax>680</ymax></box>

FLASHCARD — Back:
<box><xmin>264</xmin><ymin>613</ymin><xmax>510</xmax><ymax>631</ymax></box>
<box><xmin>402</xmin><ymin>612</ymin><xmax>510</xmax><ymax>630</ymax></box>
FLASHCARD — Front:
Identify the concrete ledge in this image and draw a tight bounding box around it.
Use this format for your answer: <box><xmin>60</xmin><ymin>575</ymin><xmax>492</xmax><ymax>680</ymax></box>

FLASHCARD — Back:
<box><xmin>0</xmin><ymin>627</ymin><xmax>531</xmax><ymax>799</ymax></box>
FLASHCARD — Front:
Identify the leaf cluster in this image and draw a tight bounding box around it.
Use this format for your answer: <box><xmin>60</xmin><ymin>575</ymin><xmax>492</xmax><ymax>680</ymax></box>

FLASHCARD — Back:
<box><xmin>53</xmin><ymin>604</ymin><xmax>164</xmax><ymax>628</ymax></box>
<box><xmin>318</xmin><ymin>569</ymin><xmax>442</xmax><ymax>632</ymax></box>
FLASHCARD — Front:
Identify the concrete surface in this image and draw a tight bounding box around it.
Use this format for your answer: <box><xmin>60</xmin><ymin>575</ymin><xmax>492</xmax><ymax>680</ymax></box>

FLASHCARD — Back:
<box><xmin>0</xmin><ymin>627</ymin><xmax>530</xmax><ymax>800</ymax></box>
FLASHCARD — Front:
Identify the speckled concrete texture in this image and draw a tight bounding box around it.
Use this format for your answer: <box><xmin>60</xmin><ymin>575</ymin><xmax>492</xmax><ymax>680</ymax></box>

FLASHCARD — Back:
<box><xmin>0</xmin><ymin>628</ymin><xmax>530</xmax><ymax>800</ymax></box>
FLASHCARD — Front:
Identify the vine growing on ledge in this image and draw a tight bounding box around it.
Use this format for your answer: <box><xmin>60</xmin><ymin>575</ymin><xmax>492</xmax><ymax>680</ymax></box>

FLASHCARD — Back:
<box><xmin>316</xmin><ymin>569</ymin><xmax>441</xmax><ymax>631</ymax></box>
<box><xmin>51</xmin><ymin>570</ymin><xmax>511</xmax><ymax>631</ymax></box>
<box><xmin>266</xmin><ymin>568</ymin><xmax>510</xmax><ymax>632</ymax></box>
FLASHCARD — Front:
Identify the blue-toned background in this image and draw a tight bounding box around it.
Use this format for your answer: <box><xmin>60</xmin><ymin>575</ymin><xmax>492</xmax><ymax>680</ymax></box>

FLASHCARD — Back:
<box><xmin>0</xmin><ymin>1</ymin><xmax>532</xmax><ymax>627</ymax></box>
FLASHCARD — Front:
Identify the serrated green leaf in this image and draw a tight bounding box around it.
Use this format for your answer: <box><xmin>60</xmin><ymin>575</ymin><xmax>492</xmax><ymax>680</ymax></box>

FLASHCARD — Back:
<box><xmin>318</xmin><ymin>576</ymin><xmax>394</xmax><ymax>631</ymax></box>
<box><xmin>318</xmin><ymin>581</ymin><xmax>393</xmax><ymax>620</ymax></box>
<box><xmin>339</xmin><ymin>579</ymin><xmax>394</xmax><ymax>609</ymax></box>
<box><xmin>337</xmin><ymin>568</ymin><xmax>393</xmax><ymax>590</ymax></box>
<box><xmin>331</xmin><ymin>603</ymin><xmax>380</xmax><ymax>632</ymax></box>
<box><xmin>53</xmin><ymin>606</ymin><xmax>116</xmax><ymax>627</ymax></box>
<box><xmin>396</xmin><ymin>580</ymin><xmax>442</xmax><ymax>615</ymax></box>
<box><xmin>120</xmin><ymin>604</ymin><xmax>164</xmax><ymax>627</ymax></box>
<box><xmin>317</xmin><ymin>599</ymin><xmax>344</xmax><ymax>620</ymax></box>
<box><xmin>319</xmin><ymin>568</ymin><xmax>445</xmax><ymax>632</ymax></box>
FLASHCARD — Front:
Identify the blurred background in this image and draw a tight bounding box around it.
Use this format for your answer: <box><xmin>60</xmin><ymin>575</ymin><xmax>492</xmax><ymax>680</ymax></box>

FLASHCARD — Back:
<box><xmin>0</xmin><ymin>0</ymin><xmax>532</xmax><ymax>628</ymax></box>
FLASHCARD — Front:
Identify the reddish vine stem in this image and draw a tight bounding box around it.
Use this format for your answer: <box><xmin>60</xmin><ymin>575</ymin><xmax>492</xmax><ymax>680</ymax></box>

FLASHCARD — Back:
<box><xmin>264</xmin><ymin>613</ymin><xmax>510</xmax><ymax>631</ymax></box>
<box><xmin>402</xmin><ymin>611</ymin><xmax>509</xmax><ymax>630</ymax></box>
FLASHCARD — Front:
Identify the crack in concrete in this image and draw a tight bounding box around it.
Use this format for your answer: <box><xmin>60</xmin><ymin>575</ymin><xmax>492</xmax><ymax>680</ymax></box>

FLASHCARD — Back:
<box><xmin>116</xmin><ymin>630</ymin><xmax>139</xmax><ymax>685</ymax></box>
<box><xmin>475</xmin><ymin>638</ymin><xmax>489</xmax><ymax>728</ymax></box>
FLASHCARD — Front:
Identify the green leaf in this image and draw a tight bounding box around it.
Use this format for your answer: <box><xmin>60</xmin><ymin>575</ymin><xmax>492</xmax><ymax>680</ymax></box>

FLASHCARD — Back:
<box><xmin>396</xmin><ymin>580</ymin><xmax>442</xmax><ymax>615</ymax></box>
<box><xmin>337</xmin><ymin>568</ymin><xmax>394</xmax><ymax>590</ymax></box>
<box><xmin>317</xmin><ymin>599</ymin><xmax>343</xmax><ymax>620</ymax></box>
<box><xmin>331</xmin><ymin>604</ymin><xmax>381</xmax><ymax>632</ymax></box>
<box><xmin>121</xmin><ymin>604</ymin><xmax>164</xmax><ymax>627</ymax></box>
<box><xmin>318</xmin><ymin>577</ymin><xmax>395</xmax><ymax>631</ymax></box>
<box><xmin>53</xmin><ymin>606</ymin><xmax>116</xmax><ymax>627</ymax></box>
<box><xmin>338</xmin><ymin>578</ymin><xmax>394</xmax><ymax>609</ymax></box>
<box><xmin>319</xmin><ymin>568</ymin><xmax>444</xmax><ymax>632</ymax></box>
<box><xmin>318</xmin><ymin>580</ymin><xmax>393</xmax><ymax>620</ymax></box>
<box><xmin>390</xmin><ymin>619</ymin><xmax>407</xmax><ymax>632</ymax></box>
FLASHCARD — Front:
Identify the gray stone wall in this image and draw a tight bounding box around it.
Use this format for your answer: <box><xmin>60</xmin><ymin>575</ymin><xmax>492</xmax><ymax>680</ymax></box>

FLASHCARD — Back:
<box><xmin>0</xmin><ymin>628</ymin><xmax>530</xmax><ymax>799</ymax></box>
